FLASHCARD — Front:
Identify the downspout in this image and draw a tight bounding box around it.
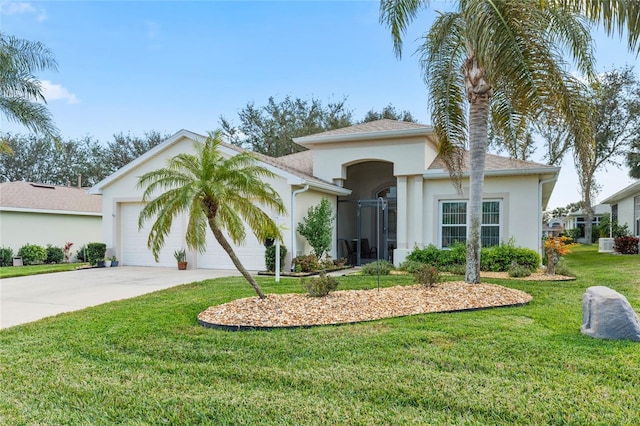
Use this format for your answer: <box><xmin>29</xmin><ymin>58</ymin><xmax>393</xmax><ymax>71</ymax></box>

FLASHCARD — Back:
<box><xmin>538</xmin><ymin>177</ymin><xmax>558</xmax><ymax>259</ymax></box>
<box><xmin>291</xmin><ymin>185</ymin><xmax>309</xmax><ymax>270</ymax></box>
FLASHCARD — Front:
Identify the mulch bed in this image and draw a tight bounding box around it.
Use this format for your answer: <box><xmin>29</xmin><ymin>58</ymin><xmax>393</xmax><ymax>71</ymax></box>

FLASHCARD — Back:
<box><xmin>198</xmin><ymin>281</ymin><xmax>533</xmax><ymax>330</ymax></box>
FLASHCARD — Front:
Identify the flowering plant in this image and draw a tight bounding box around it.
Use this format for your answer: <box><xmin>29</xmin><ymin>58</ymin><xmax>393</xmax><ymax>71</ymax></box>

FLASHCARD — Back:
<box><xmin>63</xmin><ymin>242</ymin><xmax>73</xmax><ymax>263</ymax></box>
<box><xmin>543</xmin><ymin>236</ymin><xmax>576</xmax><ymax>275</ymax></box>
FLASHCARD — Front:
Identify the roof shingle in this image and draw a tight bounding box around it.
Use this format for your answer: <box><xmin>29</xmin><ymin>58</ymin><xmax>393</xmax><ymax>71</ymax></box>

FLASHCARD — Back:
<box><xmin>0</xmin><ymin>181</ymin><xmax>102</xmax><ymax>213</ymax></box>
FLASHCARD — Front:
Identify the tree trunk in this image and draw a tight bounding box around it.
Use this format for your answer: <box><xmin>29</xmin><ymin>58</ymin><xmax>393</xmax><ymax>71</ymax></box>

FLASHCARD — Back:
<box><xmin>209</xmin><ymin>221</ymin><xmax>267</xmax><ymax>299</ymax></box>
<box><xmin>463</xmin><ymin>54</ymin><xmax>491</xmax><ymax>284</ymax></box>
<box><xmin>583</xmin><ymin>192</ymin><xmax>594</xmax><ymax>246</ymax></box>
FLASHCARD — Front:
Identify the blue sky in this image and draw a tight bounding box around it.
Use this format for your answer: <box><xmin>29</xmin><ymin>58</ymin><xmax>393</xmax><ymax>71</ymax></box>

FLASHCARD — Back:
<box><xmin>1</xmin><ymin>0</ymin><xmax>638</xmax><ymax>209</ymax></box>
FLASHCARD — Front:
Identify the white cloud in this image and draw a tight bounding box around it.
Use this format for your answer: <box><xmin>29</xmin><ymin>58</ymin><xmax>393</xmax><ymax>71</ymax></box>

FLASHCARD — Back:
<box><xmin>41</xmin><ymin>80</ymin><xmax>80</xmax><ymax>104</ymax></box>
<box><xmin>0</xmin><ymin>1</ymin><xmax>47</xmax><ymax>21</ymax></box>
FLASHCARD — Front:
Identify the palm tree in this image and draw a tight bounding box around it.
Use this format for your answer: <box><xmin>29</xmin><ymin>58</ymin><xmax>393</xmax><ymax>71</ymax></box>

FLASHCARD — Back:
<box><xmin>380</xmin><ymin>0</ymin><xmax>639</xmax><ymax>283</ymax></box>
<box><xmin>0</xmin><ymin>32</ymin><xmax>58</xmax><ymax>136</ymax></box>
<box><xmin>137</xmin><ymin>130</ymin><xmax>286</xmax><ymax>299</ymax></box>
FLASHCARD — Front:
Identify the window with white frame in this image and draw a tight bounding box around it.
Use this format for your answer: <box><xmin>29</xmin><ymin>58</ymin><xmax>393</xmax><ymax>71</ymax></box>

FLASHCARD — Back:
<box><xmin>440</xmin><ymin>200</ymin><xmax>502</xmax><ymax>248</ymax></box>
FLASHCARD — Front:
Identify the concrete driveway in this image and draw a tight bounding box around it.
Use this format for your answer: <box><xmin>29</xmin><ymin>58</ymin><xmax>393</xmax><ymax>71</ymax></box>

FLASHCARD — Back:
<box><xmin>0</xmin><ymin>266</ymin><xmax>240</xmax><ymax>329</ymax></box>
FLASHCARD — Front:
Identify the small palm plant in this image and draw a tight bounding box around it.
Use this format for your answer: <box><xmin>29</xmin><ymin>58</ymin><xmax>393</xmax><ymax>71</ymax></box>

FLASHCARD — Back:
<box><xmin>138</xmin><ymin>130</ymin><xmax>286</xmax><ymax>298</ymax></box>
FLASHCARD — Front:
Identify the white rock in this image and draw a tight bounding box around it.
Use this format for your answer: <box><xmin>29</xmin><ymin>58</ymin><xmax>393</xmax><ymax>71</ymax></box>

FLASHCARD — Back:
<box><xmin>581</xmin><ymin>286</ymin><xmax>640</xmax><ymax>341</ymax></box>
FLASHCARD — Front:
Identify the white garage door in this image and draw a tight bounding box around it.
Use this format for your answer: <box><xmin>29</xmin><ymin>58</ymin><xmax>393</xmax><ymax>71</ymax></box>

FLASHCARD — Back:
<box><xmin>197</xmin><ymin>230</ymin><xmax>266</xmax><ymax>271</ymax></box>
<box><xmin>121</xmin><ymin>203</ymin><xmax>183</xmax><ymax>267</ymax></box>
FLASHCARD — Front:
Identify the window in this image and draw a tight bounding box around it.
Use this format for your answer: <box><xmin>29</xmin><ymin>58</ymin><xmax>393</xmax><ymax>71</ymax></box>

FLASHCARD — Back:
<box><xmin>440</xmin><ymin>200</ymin><xmax>501</xmax><ymax>248</ymax></box>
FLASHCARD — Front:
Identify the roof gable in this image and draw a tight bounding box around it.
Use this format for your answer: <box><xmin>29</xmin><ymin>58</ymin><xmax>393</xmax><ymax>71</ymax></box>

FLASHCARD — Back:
<box><xmin>0</xmin><ymin>181</ymin><xmax>102</xmax><ymax>214</ymax></box>
<box><xmin>294</xmin><ymin>119</ymin><xmax>433</xmax><ymax>146</ymax></box>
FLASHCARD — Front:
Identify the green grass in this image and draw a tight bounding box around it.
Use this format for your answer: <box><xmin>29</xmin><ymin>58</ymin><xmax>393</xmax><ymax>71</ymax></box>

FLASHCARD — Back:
<box><xmin>0</xmin><ymin>263</ymin><xmax>89</xmax><ymax>278</ymax></box>
<box><xmin>1</xmin><ymin>246</ymin><xmax>639</xmax><ymax>424</ymax></box>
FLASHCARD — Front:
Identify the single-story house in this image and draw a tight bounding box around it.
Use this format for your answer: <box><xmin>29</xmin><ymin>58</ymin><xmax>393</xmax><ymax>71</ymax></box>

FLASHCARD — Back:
<box><xmin>564</xmin><ymin>204</ymin><xmax>611</xmax><ymax>242</ymax></box>
<box><xmin>0</xmin><ymin>181</ymin><xmax>102</xmax><ymax>258</ymax></box>
<box><xmin>601</xmin><ymin>180</ymin><xmax>640</xmax><ymax>236</ymax></box>
<box><xmin>543</xmin><ymin>217</ymin><xmax>565</xmax><ymax>238</ymax></box>
<box><xmin>90</xmin><ymin>120</ymin><xmax>560</xmax><ymax>270</ymax></box>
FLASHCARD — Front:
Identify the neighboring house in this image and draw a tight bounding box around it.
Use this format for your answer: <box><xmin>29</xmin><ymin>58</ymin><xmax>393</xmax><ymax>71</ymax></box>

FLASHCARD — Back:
<box><xmin>90</xmin><ymin>120</ymin><xmax>560</xmax><ymax>270</ymax></box>
<box><xmin>0</xmin><ymin>181</ymin><xmax>102</xmax><ymax>258</ymax></box>
<box><xmin>543</xmin><ymin>218</ymin><xmax>565</xmax><ymax>238</ymax></box>
<box><xmin>601</xmin><ymin>180</ymin><xmax>640</xmax><ymax>236</ymax></box>
<box><xmin>564</xmin><ymin>204</ymin><xmax>611</xmax><ymax>242</ymax></box>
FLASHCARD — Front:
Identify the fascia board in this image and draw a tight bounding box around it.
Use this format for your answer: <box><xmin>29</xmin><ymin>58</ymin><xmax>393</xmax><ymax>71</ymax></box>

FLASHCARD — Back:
<box><xmin>305</xmin><ymin>180</ymin><xmax>352</xmax><ymax>196</ymax></box>
<box><xmin>601</xmin><ymin>180</ymin><xmax>640</xmax><ymax>204</ymax></box>
<box><xmin>0</xmin><ymin>206</ymin><xmax>102</xmax><ymax>216</ymax></box>
<box><xmin>294</xmin><ymin>127</ymin><xmax>433</xmax><ymax>146</ymax></box>
<box><xmin>423</xmin><ymin>167</ymin><xmax>561</xmax><ymax>179</ymax></box>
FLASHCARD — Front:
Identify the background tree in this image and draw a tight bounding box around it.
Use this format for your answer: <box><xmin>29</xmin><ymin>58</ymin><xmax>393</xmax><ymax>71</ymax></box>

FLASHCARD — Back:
<box><xmin>627</xmin><ymin>140</ymin><xmax>640</xmax><ymax>179</ymax></box>
<box><xmin>137</xmin><ymin>130</ymin><xmax>286</xmax><ymax>299</ymax></box>
<box><xmin>220</xmin><ymin>95</ymin><xmax>353</xmax><ymax>157</ymax></box>
<box><xmin>381</xmin><ymin>0</ymin><xmax>598</xmax><ymax>283</ymax></box>
<box><xmin>0</xmin><ymin>33</ymin><xmax>58</xmax><ymax>137</ymax></box>
<box><xmin>573</xmin><ymin>67</ymin><xmax>640</xmax><ymax>244</ymax></box>
<box><xmin>0</xmin><ymin>131</ymin><xmax>168</xmax><ymax>185</ymax></box>
<box><xmin>362</xmin><ymin>103</ymin><xmax>417</xmax><ymax>123</ymax></box>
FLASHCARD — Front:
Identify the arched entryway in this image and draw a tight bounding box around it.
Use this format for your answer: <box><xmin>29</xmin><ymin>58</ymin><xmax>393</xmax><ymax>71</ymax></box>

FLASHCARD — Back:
<box><xmin>337</xmin><ymin>161</ymin><xmax>397</xmax><ymax>265</ymax></box>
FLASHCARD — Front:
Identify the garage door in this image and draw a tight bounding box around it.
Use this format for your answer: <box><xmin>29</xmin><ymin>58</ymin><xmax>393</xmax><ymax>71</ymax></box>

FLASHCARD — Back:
<box><xmin>121</xmin><ymin>203</ymin><xmax>183</xmax><ymax>267</ymax></box>
<box><xmin>197</xmin><ymin>230</ymin><xmax>266</xmax><ymax>271</ymax></box>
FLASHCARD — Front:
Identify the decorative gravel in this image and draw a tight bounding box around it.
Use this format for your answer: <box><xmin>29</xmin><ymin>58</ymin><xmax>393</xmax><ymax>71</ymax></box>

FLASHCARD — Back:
<box><xmin>197</xmin><ymin>281</ymin><xmax>533</xmax><ymax>330</ymax></box>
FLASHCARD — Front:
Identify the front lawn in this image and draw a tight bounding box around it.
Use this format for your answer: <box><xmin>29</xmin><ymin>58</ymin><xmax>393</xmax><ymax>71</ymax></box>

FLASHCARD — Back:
<box><xmin>0</xmin><ymin>246</ymin><xmax>638</xmax><ymax>424</ymax></box>
<box><xmin>0</xmin><ymin>262</ymin><xmax>89</xmax><ymax>279</ymax></box>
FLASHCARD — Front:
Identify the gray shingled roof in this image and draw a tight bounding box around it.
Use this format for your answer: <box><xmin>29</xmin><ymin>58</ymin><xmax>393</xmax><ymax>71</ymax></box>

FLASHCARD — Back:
<box><xmin>304</xmin><ymin>119</ymin><xmax>431</xmax><ymax>138</ymax></box>
<box><xmin>0</xmin><ymin>181</ymin><xmax>102</xmax><ymax>213</ymax></box>
<box><xmin>274</xmin><ymin>150</ymin><xmax>313</xmax><ymax>175</ymax></box>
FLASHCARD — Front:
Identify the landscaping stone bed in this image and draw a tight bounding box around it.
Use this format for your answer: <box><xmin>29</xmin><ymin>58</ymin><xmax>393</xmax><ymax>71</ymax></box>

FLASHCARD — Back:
<box><xmin>198</xmin><ymin>281</ymin><xmax>533</xmax><ymax>330</ymax></box>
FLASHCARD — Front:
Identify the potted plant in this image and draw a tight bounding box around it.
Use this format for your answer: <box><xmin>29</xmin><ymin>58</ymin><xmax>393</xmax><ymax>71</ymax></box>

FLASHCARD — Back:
<box><xmin>104</xmin><ymin>257</ymin><xmax>112</xmax><ymax>267</ymax></box>
<box><xmin>110</xmin><ymin>256</ymin><xmax>119</xmax><ymax>267</ymax></box>
<box><xmin>174</xmin><ymin>249</ymin><xmax>187</xmax><ymax>270</ymax></box>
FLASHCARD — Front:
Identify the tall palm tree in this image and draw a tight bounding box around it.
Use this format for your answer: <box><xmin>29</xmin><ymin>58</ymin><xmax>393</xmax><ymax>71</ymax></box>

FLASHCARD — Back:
<box><xmin>0</xmin><ymin>32</ymin><xmax>58</xmax><ymax>136</ymax></box>
<box><xmin>137</xmin><ymin>131</ymin><xmax>286</xmax><ymax>299</ymax></box>
<box><xmin>380</xmin><ymin>0</ymin><xmax>639</xmax><ymax>283</ymax></box>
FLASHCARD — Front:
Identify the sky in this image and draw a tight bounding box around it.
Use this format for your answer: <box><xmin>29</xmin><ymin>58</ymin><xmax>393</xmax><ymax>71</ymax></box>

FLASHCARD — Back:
<box><xmin>1</xmin><ymin>0</ymin><xmax>638</xmax><ymax>210</ymax></box>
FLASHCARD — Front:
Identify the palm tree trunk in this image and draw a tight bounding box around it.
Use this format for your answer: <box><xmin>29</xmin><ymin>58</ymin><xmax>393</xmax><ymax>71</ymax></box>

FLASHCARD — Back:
<box><xmin>463</xmin><ymin>55</ymin><xmax>491</xmax><ymax>284</ymax></box>
<box><xmin>209</xmin><ymin>222</ymin><xmax>267</xmax><ymax>299</ymax></box>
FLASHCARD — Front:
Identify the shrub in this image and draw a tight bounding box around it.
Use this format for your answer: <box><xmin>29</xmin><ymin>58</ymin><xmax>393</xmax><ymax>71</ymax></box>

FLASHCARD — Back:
<box><xmin>554</xmin><ymin>259</ymin><xmax>573</xmax><ymax>276</ymax></box>
<box><xmin>86</xmin><ymin>242</ymin><xmax>107</xmax><ymax>265</ymax></box>
<box><xmin>613</xmin><ymin>236</ymin><xmax>639</xmax><ymax>254</ymax></box>
<box><xmin>413</xmin><ymin>264</ymin><xmax>440</xmax><ymax>288</ymax></box>
<box><xmin>292</xmin><ymin>254</ymin><xmax>320</xmax><ymax>273</ymax></box>
<box><xmin>0</xmin><ymin>246</ymin><xmax>14</xmax><ymax>267</ymax></box>
<box><xmin>544</xmin><ymin>236</ymin><xmax>576</xmax><ymax>275</ymax></box>
<box><xmin>508</xmin><ymin>262</ymin><xmax>533</xmax><ymax>278</ymax></box>
<box><xmin>75</xmin><ymin>245</ymin><xmax>87</xmax><ymax>262</ymax></box>
<box><xmin>45</xmin><ymin>245</ymin><xmax>65</xmax><ymax>264</ymax></box>
<box><xmin>301</xmin><ymin>273</ymin><xmax>338</xmax><ymax>297</ymax></box>
<box><xmin>360</xmin><ymin>260</ymin><xmax>394</xmax><ymax>275</ymax></box>
<box><xmin>441</xmin><ymin>263</ymin><xmax>466</xmax><ymax>275</ymax></box>
<box><xmin>406</xmin><ymin>244</ymin><xmax>441</xmax><ymax>264</ymax></box>
<box><xmin>398</xmin><ymin>260</ymin><xmax>425</xmax><ymax>273</ymax></box>
<box><xmin>264</xmin><ymin>244</ymin><xmax>287</xmax><ymax>272</ymax></box>
<box><xmin>297</xmin><ymin>198</ymin><xmax>334</xmax><ymax>258</ymax></box>
<box><xmin>481</xmin><ymin>242</ymin><xmax>540</xmax><ymax>272</ymax></box>
<box><xmin>17</xmin><ymin>243</ymin><xmax>47</xmax><ymax>265</ymax></box>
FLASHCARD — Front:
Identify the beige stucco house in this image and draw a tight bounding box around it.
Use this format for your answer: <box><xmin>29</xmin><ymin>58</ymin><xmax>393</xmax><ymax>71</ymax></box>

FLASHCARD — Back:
<box><xmin>0</xmin><ymin>181</ymin><xmax>102</xmax><ymax>257</ymax></box>
<box><xmin>601</xmin><ymin>180</ymin><xmax>640</xmax><ymax>236</ymax></box>
<box><xmin>90</xmin><ymin>120</ymin><xmax>560</xmax><ymax>270</ymax></box>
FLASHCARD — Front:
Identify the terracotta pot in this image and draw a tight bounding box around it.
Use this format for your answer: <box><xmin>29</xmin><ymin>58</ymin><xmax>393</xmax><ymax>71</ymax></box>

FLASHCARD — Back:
<box><xmin>177</xmin><ymin>261</ymin><xmax>188</xmax><ymax>270</ymax></box>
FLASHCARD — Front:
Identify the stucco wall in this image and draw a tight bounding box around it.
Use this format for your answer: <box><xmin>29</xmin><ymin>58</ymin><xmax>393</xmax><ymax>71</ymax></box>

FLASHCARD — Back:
<box><xmin>0</xmin><ymin>211</ymin><xmax>102</xmax><ymax>258</ymax></box>
<box><xmin>394</xmin><ymin>174</ymin><xmax>541</xmax><ymax>265</ymax></box>
<box><xmin>616</xmin><ymin>194</ymin><xmax>639</xmax><ymax>235</ymax></box>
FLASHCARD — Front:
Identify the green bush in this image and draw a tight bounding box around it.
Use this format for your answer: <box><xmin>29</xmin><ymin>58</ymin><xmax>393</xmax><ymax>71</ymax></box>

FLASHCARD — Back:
<box><xmin>360</xmin><ymin>260</ymin><xmax>394</xmax><ymax>275</ymax></box>
<box><xmin>481</xmin><ymin>242</ymin><xmax>540</xmax><ymax>272</ymax></box>
<box><xmin>406</xmin><ymin>244</ymin><xmax>441</xmax><ymax>264</ymax></box>
<box><xmin>265</xmin><ymin>244</ymin><xmax>287</xmax><ymax>272</ymax></box>
<box><xmin>17</xmin><ymin>243</ymin><xmax>47</xmax><ymax>265</ymax></box>
<box><xmin>413</xmin><ymin>264</ymin><xmax>441</xmax><ymax>288</ymax></box>
<box><xmin>75</xmin><ymin>245</ymin><xmax>87</xmax><ymax>262</ymax></box>
<box><xmin>508</xmin><ymin>262</ymin><xmax>533</xmax><ymax>278</ymax></box>
<box><xmin>292</xmin><ymin>254</ymin><xmax>320</xmax><ymax>273</ymax></box>
<box><xmin>554</xmin><ymin>259</ymin><xmax>573</xmax><ymax>276</ymax></box>
<box><xmin>301</xmin><ymin>273</ymin><xmax>339</xmax><ymax>297</ymax></box>
<box><xmin>86</xmin><ymin>242</ymin><xmax>107</xmax><ymax>265</ymax></box>
<box><xmin>297</xmin><ymin>198</ymin><xmax>334</xmax><ymax>258</ymax></box>
<box><xmin>45</xmin><ymin>244</ymin><xmax>65</xmax><ymax>264</ymax></box>
<box><xmin>0</xmin><ymin>246</ymin><xmax>14</xmax><ymax>267</ymax></box>
<box><xmin>441</xmin><ymin>263</ymin><xmax>466</xmax><ymax>275</ymax></box>
<box><xmin>398</xmin><ymin>260</ymin><xmax>425</xmax><ymax>273</ymax></box>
